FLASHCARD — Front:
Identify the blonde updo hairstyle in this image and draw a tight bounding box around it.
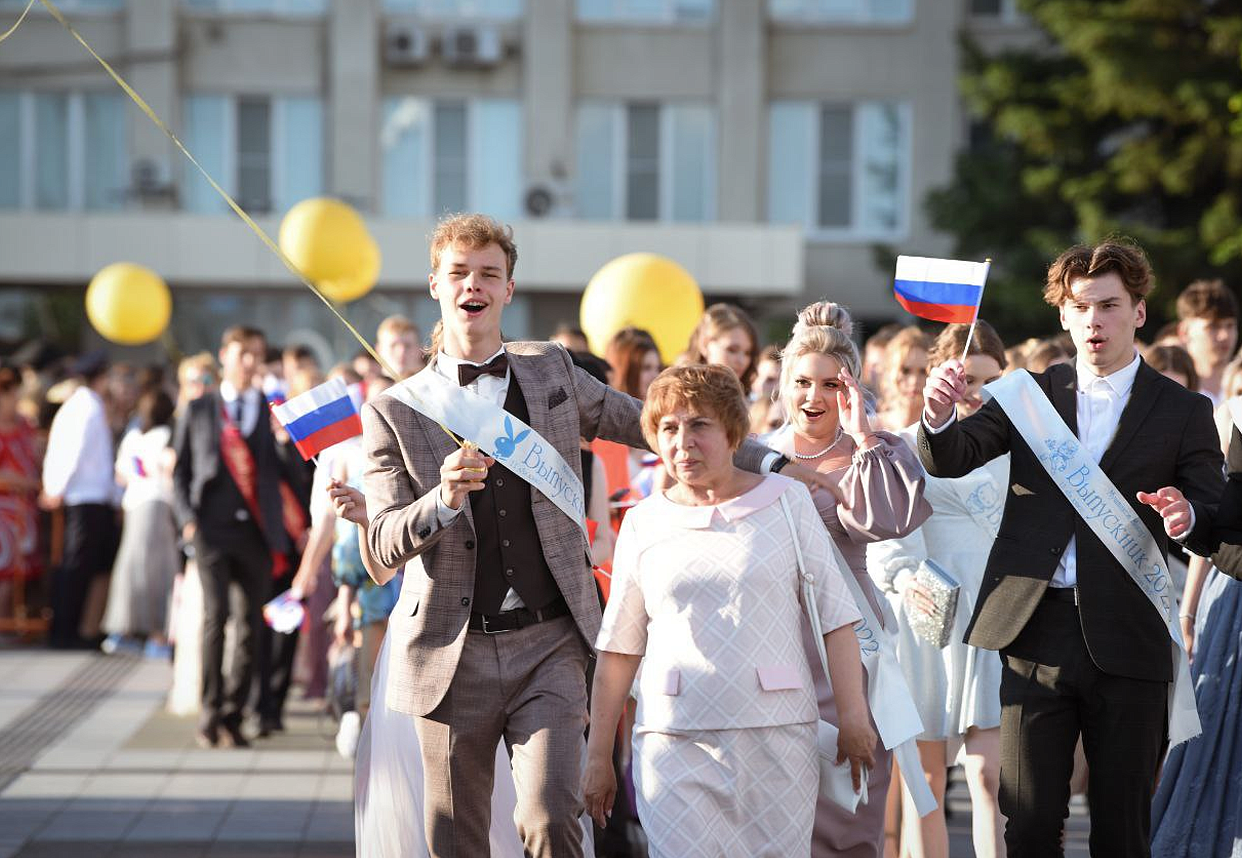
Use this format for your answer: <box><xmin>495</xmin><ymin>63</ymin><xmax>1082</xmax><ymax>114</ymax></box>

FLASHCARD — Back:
<box><xmin>778</xmin><ymin>301</ymin><xmax>863</xmax><ymax>415</ymax></box>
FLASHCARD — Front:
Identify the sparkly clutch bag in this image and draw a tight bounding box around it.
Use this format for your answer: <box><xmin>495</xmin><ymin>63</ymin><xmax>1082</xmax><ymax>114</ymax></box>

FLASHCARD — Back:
<box><xmin>907</xmin><ymin>559</ymin><xmax>960</xmax><ymax>650</ymax></box>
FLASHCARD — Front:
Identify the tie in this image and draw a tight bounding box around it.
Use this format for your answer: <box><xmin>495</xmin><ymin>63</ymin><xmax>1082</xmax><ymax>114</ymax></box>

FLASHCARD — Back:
<box><xmin>458</xmin><ymin>352</ymin><xmax>509</xmax><ymax>386</ymax></box>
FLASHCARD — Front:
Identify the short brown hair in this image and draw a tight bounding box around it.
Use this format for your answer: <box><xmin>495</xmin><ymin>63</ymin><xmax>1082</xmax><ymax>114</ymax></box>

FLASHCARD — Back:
<box><xmin>220</xmin><ymin>325</ymin><xmax>265</xmax><ymax>351</ymax></box>
<box><xmin>1176</xmin><ymin>279</ymin><xmax>1238</xmax><ymax>323</ymax></box>
<box><xmin>1043</xmin><ymin>240</ymin><xmax>1153</xmax><ymax>307</ymax></box>
<box><xmin>641</xmin><ymin>364</ymin><xmax>750</xmax><ymax>452</ymax></box>
<box><xmin>1145</xmin><ymin>344</ymin><xmax>1199</xmax><ymax>391</ymax></box>
<box><xmin>429</xmin><ymin>213</ymin><xmax>518</xmax><ymax>279</ymax></box>
<box><xmin>928</xmin><ymin>319</ymin><xmax>1007</xmax><ymax>370</ymax></box>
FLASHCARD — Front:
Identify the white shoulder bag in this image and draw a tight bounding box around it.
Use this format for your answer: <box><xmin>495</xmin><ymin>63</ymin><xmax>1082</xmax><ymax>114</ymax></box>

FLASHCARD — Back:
<box><xmin>779</xmin><ymin>492</ymin><xmax>868</xmax><ymax>814</ymax></box>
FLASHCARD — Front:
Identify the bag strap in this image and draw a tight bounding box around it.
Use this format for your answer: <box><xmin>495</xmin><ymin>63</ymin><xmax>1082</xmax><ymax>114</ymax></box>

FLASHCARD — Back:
<box><xmin>780</xmin><ymin>491</ymin><xmax>830</xmax><ymax>678</ymax></box>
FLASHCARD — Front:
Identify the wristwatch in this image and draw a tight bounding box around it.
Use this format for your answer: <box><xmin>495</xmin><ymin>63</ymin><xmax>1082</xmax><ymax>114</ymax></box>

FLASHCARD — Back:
<box><xmin>770</xmin><ymin>454</ymin><xmax>791</xmax><ymax>473</ymax></box>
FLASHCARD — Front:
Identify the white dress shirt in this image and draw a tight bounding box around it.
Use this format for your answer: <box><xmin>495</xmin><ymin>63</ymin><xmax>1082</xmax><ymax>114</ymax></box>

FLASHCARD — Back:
<box><xmin>219</xmin><ymin>380</ymin><xmax>261</xmax><ymax>437</ymax></box>
<box><xmin>1050</xmin><ymin>352</ymin><xmax>1142</xmax><ymax>587</ymax></box>
<box><xmin>430</xmin><ymin>347</ymin><xmax>527</xmax><ymax>610</ymax></box>
<box><xmin>42</xmin><ymin>385</ymin><xmax>116</xmax><ymax>505</ymax></box>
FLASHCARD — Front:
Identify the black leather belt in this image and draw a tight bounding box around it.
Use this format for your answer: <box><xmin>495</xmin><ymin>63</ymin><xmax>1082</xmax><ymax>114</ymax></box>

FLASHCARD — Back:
<box><xmin>468</xmin><ymin>597</ymin><xmax>570</xmax><ymax>634</ymax></box>
<box><xmin>1042</xmin><ymin>586</ymin><xmax>1077</xmax><ymax>604</ymax></box>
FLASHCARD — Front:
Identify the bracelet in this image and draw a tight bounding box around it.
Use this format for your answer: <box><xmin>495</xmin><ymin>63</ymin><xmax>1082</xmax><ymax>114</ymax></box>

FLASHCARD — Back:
<box><xmin>1178</xmin><ymin>613</ymin><xmax>1196</xmax><ymax>620</ymax></box>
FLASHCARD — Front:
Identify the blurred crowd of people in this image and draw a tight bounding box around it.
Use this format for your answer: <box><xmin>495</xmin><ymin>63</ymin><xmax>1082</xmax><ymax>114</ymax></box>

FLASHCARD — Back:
<box><xmin>2</xmin><ymin>264</ymin><xmax>1240</xmax><ymax>856</ymax></box>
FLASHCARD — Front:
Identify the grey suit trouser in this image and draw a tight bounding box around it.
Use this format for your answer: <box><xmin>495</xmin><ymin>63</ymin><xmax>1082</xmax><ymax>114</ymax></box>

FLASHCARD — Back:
<box><xmin>416</xmin><ymin>614</ymin><xmax>589</xmax><ymax>858</ymax></box>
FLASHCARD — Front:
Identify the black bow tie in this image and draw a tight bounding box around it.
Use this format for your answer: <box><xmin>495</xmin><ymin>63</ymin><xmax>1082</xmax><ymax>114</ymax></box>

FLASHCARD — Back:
<box><xmin>458</xmin><ymin>352</ymin><xmax>509</xmax><ymax>386</ymax></box>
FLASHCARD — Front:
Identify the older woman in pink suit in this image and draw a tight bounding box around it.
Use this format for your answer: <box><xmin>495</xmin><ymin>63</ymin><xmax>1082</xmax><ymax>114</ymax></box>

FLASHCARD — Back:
<box><xmin>763</xmin><ymin>301</ymin><xmax>932</xmax><ymax>858</ymax></box>
<box><xmin>583</xmin><ymin>364</ymin><xmax>876</xmax><ymax>858</ymax></box>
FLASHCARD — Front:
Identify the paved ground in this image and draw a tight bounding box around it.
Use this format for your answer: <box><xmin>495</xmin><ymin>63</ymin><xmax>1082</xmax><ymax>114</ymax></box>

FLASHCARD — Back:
<box><xmin>0</xmin><ymin>649</ymin><xmax>351</xmax><ymax>858</ymax></box>
<box><xmin>0</xmin><ymin>647</ymin><xmax>1089</xmax><ymax>858</ymax></box>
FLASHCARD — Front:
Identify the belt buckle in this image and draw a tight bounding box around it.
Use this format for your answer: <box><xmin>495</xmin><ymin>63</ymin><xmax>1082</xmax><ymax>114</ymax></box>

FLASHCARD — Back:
<box><xmin>480</xmin><ymin>614</ymin><xmax>510</xmax><ymax>635</ymax></box>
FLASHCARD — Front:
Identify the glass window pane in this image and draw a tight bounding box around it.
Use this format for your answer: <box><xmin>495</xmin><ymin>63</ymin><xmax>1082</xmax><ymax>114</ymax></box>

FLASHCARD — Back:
<box><xmin>766</xmin><ymin>101</ymin><xmax>814</xmax><ymax>226</ymax></box>
<box><xmin>433</xmin><ymin>101</ymin><xmax>468</xmax><ymax>215</ymax></box>
<box><xmin>0</xmin><ymin>93</ymin><xmax>19</xmax><ymax>209</ymax></box>
<box><xmin>575</xmin><ymin>103</ymin><xmax>616</xmax><ymax>219</ymax></box>
<box><xmin>818</xmin><ymin>104</ymin><xmax>852</xmax><ymax>228</ymax></box>
<box><xmin>381</xmin><ymin>96</ymin><xmax>430</xmax><ymax>217</ymax></box>
<box><xmin>273</xmin><ymin>96</ymin><xmax>322</xmax><ymax>213</ymax></box>
<box><xmin>625</xmin><ymin>103</ymin><xmax>659</xmax><ymax>221</ymax></box>
<box><xmin>183</xmin><ymin>95</ymin><xmax>229</xmax><ymax>214</ymax></box>
<box><xmin>469</xmin><ymin>98</ymin><xmax>522</xmax><ymax>220</ymax></box>
<box><xmin>33</xmin><ymin>93</ymin><xmax>69</xmax><ymax>211</ymax></box>
<box><xmin>970</xmin><ymin>0</ymin><xmax>1002</xmax><ymax>14</ymax></box>
<box><xmin>236</xmin><ymin>96</ymin><xmax>271</xmax><ymax>213</ymax></box>
<box><xmin>857</xmin><ymin>101</ymin><xmax>905</xmax><ymax>234</ymax></box>
<box><xmin>84</xmin><ymin>92</ymin><xmax>126</xmax><ymax>211</ymax></box>
<box><xmin>668</xmin><ymin>103</ymin><xmax>713</xmax><ymax>222</ymax></box>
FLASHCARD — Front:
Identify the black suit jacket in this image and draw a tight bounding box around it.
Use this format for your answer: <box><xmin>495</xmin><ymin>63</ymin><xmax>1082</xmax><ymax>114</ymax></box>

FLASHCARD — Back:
<box><xmin>917</xmin><ymin>360</ymin><xmax>1223</xmax><ymax>682</ymax></box>
<box><xmin>172</xmin><ymin>390</ymin><xmax>291</xmax><ymax>555</ymax></box>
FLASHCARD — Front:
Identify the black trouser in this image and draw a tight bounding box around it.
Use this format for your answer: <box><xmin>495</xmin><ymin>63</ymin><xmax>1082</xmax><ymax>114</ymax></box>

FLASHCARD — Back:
<box><xmin>195</xmin><ymin>523</ymin><xmax>270</xmax><ymax>731</ymax></box>
<box><xmin>999</xmin><ymin>597</ymin><xmax>1168</xmax><ymax>858</ymax></box>
<box><xmin>254</xmin><ymin>561</ymin><xmax>298</xmax><ymax>726</ymax></box>
<box><xmin>50</xmin><ymin>503</ymin><xmax>117</xmax><ymax>647</ymax></box>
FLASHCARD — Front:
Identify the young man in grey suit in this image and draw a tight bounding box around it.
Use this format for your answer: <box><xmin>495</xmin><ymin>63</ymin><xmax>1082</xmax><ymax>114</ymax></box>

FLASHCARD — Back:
<box><xmin>362</xmin><ymin>214</ymin><xmax>821</xmax><ymax>857</ymax></box>
<box><xmin>918</xmin><ymin>240</ymin><xmax>1224</xmax><ymax>857</ymax></box>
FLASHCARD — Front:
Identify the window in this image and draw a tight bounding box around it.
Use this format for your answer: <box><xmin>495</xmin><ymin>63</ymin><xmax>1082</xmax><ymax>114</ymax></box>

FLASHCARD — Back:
<box><xmin>574</xmin><ymin>101</ymin><xmax>716</xmax><ymax>222</ymax></box>
<box><xmin>184</xmin><ymin>0</ymin><xmax>328</xmax><ymax>13</ymax></box>
<box><xmin>182</xmin><ymin>94</ymin><xmax>323</xmax><ymax>214</ymax></box>
<box><xmin>768</xmin><ymin>0</ymin><xmax>911</xmax><ymax>25</ymax></box>
<box><xmin>0</xmin><ymin>90</ymin><xmax>127</xmax><ymax>212</ymax></box>
<box><xmin>969</xmin><ymin>0</ymin><xmax>1021</xmax><ymax>21</ymax></box>
<box><xmin>577</xmin><ymin>0</ymin><xmax>712</xmax><ymax>24</ymax></box>
<box><xmin>381</xmin><ymin>0</ymin><xmax>522</xmax><ymax>18</ymax></box>
<box><xmin>768</xmin><ymin>100</ymin><xmax>909</xmax><ymax>238</ymax></box>
<box><xmin>381</xmin><ymin>97</ymin><xmax>522</xmax><ymax>219</ymax></box>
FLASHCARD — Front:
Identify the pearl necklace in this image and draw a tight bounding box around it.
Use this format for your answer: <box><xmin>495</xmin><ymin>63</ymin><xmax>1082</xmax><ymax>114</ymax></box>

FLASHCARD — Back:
<box><xmin>793</xmin><ymin>427</ymin><xmax>844</xmax><ymax>460</ymax></box>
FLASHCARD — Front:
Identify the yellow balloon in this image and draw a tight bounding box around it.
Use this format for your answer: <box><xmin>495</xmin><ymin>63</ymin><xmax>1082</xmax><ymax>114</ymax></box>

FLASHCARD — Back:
<box><xmin>580</xmin><ymin>253</ymin><xmax>704</xmax><ymax>364</ymax></box>
<box><xmin>318</xmin><ymin>235</ymin><xmax>381</xmax><ymax>304</ymax></box>
<box><xmin>85</xmin><ymin>263</ymin><xmax>172</xmax><ymax>346</ymax></box>
<box><xmin>278</xmin><ymin>197</ymin><xmax>372</xmax><ymax>284</ymax></box>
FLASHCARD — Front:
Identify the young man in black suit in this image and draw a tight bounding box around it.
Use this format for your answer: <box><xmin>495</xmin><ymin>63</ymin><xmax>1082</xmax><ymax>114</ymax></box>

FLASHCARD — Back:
<box><xmin>918</xmin><ymin>240</ymin><xmax>1224</xmax><ymax>857</ymax></box>
<box><xmin>173</xmin><ymin>325</ymin><xmax>295</xmax><ymax>748</ymax></box>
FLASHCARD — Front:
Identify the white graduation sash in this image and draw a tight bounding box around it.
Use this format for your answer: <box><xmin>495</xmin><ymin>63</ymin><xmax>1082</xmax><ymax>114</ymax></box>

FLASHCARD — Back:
<box><xmin>984</xmin><ymin>370</ymin><xmax>1201</xmax><ymax>746</ymax></box>
<box><xmin>820</xmin><ymin>527</ymin><xmax>939</xmax><ymax>816</ymax></box>
<box><xmin>384</xmin><ymin>369</ymin><xmax>589</xmax><ymax>536</ymax></box>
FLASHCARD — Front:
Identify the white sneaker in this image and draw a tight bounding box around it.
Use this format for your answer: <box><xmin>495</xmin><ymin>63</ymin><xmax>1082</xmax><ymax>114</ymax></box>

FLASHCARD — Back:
<box><xmin>335</xmin><ymin>710</ymin><xmax>361</xmax><ymax>760</ymax></box>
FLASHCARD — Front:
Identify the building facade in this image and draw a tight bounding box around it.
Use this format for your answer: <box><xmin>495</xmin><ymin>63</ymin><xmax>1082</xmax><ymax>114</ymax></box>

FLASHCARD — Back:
<box><xmin>0</xmin><ymin>0</ymin><xmax>1034</xmax><ymax>362</ymax></box>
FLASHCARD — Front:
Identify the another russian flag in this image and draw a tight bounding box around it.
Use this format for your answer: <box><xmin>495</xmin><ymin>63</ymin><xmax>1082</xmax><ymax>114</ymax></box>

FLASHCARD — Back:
<box><xmin>894</xmin><ymin>256</ymin><xmax>990</xmax><ymax>324</ymax></box>
<box><xmin>271</xmin><ymin>377</ymin><xmax>362</xmax><ymax>461</ymax></box>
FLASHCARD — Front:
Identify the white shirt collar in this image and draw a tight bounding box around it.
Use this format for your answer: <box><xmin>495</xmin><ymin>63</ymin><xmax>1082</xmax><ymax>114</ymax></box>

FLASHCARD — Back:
<box><xmin>433</xmin><ymin>345</ymin><xmax>507</xmax><ymax>382</ymax></box>
<box><xmin>1075</xmin><ymin>349</ymin><xmax>1140</xmax><ymax>398</ymax></box>
<box><xmin>219</xmin><ymin>380</ymin><xmax>255</xmax><ymax>403</ymax></box>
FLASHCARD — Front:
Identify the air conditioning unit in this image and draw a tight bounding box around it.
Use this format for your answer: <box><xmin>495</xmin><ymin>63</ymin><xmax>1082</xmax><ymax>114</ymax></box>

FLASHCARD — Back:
<box><xmin>441</xmin><ymin>24</ymin><xmax>502</xmax><ymax>69</ymax></box>
<box><xmin>384</xmin><ymin>24</ymin><xmax>430</xmax><ymax>67</ymax></box>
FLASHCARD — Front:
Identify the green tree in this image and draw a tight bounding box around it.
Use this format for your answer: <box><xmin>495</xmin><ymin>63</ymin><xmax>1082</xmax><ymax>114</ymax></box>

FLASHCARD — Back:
<box><xmin>927</xmin><ymin>0</ymin><xmax>1242</xmax><ymax>340</ymax></box>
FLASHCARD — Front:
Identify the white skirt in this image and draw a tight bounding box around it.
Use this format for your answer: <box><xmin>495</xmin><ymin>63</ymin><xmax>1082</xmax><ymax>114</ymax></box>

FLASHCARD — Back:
<box><xmin>633</xmin><ymin>722</ymin><xmax>818</xmax><ymax>858</ymax></box>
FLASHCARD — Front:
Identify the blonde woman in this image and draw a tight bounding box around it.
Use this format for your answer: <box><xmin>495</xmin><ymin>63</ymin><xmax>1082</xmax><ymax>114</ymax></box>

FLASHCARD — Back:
<box><xmin>763</xmin><ymin>301</ymin><xmax>931</xmax><ymax>858</ymax></box>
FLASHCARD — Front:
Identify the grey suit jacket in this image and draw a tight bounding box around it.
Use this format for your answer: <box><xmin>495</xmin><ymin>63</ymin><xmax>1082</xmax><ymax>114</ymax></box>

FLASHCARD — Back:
<box><xmin>364</xmin><ymin>341</ymin><xmax>772</xmax><ymax>715</ymax></box>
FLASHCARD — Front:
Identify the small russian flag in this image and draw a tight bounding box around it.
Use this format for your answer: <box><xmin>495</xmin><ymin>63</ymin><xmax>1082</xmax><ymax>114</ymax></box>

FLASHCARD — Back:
<box><xmin>271</xmin><ymin>377</ymin><xmax>363</xmax><ymax>462</ymax></box>
<box><xmin>894</xmin><ymin>256</ymin><xmax>991</xmax><ymax>324</ymax></box>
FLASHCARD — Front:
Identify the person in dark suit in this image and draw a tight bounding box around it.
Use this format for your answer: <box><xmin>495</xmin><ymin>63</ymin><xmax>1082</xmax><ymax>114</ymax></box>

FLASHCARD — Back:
<box><xmin>173</xmin><ymin>325</ymin><xmax>293</xmax><ymax>749</ymax></box>
<box><xmin>917</xmin><ymin>240</ymin><xmax>1225</xmax><ymax>858</ymax></box>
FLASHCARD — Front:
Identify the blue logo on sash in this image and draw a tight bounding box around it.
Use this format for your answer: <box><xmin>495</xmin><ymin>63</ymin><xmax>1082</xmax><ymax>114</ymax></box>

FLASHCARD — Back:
<box><xmin>492</xmin><ymin>415</ymin><xmax>531</xmax><ymax>461</ymax></box>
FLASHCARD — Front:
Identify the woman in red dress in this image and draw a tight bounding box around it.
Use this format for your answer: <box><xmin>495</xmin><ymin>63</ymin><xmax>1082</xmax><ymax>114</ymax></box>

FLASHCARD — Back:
<box><xmin>0</xmin><ymin>366</ymin><xmax>41</xmax><ymax>621</ymax></box>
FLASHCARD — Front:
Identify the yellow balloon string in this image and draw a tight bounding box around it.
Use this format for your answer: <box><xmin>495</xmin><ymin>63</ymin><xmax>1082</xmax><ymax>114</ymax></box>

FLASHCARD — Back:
<box><xmin>2</xmin><ymin>0</ymin><xmax>465</xmax><ymax>449</ymax></box>
<box><xmin>0</xmin><ymin>0</ymin><xmax>33</xmax><ymax>44</ymax></box>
